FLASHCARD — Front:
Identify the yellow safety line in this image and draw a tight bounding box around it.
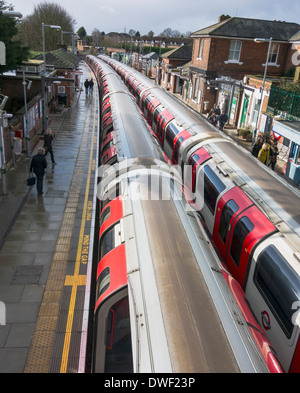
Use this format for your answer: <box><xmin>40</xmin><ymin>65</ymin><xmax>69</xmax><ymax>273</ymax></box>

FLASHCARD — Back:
<box><xmin>60</xmin><ymin>87</ymin><xmax>97</xmax><ymax>373</ymax></box>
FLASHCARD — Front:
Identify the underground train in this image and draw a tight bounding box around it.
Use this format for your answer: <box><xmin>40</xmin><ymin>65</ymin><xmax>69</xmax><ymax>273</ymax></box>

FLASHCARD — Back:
<box><xmin>87</xmin><ymin>55</ymin><xmax>284</xmax><ymax>373</ymax></box>
<box><xmin>91</xmin><ymin>54</ymin><xmax>300</xmax><ymax>373</ymax></box>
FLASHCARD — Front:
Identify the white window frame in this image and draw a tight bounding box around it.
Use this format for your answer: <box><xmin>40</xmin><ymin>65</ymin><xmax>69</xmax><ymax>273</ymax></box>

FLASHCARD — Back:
<box><xmin>225</xmin><ymin>40</ymin><xmax>243</xmax><ymax>65</ymax></box>
<box><xmin>197</xmin><ymin>38</ymin><xmax>204</xmax><ymax>60</ymax></box>
<box><xmin>192</xmin><ymin>77</ymin><xmax>200</xmax><ymax>103</ymax></box>
<box><xmin>267</xmin><ymin>43</ymin><xmax>280</xmax><ymax>66</ymax></box>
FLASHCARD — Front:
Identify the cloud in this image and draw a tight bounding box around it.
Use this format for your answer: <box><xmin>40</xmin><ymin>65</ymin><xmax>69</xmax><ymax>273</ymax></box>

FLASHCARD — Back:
<box><xmin>98</xmin><ymin>5</ymin><xmax>119</xmax><ymax>15</ymax></box>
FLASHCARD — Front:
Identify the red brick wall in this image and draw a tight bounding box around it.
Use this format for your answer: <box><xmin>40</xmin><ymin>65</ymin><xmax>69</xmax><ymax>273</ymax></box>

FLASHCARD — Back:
<box><xmin>192</xmin><ymin>37</ymin><xmax>290</xmax><ymax>80</ymax></box>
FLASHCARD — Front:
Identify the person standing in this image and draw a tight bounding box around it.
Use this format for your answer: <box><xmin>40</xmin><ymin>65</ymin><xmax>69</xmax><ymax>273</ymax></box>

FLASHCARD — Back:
<box><xmin>258</xmin><ymin>143</ymin><xmax>270</xmax><ymax>165</ymax></box>
<box><xmin>218</xmin><ymin>111</ymin><xmax>228</xmax><ymax>130</ymax></box>
<box><xmin>44</xmin><ymin>128</ymin><xmax>56</xmax><ymax>164</ymax></box>
<box><xmin>84</xmin><ymin>78</ymin><xmax>89</xmax><ymax>95</ymax></box>
<box><xmin>89</xmin><ymin>78</ymin><xmax>94</xmax><ymax>94</ymax></box>
<box><xmin>269</xmin><ymin>141</ymin><xmax>279</xmax><ymax>170</ymax></box>
<box><xmin>29</xmin><ymin>147</ymin><xmax>47</xmax><ymax>195</ymax></box>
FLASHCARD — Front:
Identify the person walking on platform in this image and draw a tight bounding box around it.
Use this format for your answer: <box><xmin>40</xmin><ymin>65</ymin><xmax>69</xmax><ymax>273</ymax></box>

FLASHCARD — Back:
<box><xmin>84</xmin><ymin>78</ymin><xmax>89</xmax><ymax>95</ymax></box>
<box><xmin>44</xmin><ymin>128</ymin><xmax>56</xmax><ymax>164</ymax></box>
<box><xmin>251</xmin><ymin>136</ymin><xmax>263</xmax><ymax>158</ymax></box>
<box><xmin>89</xmin><ymin>78</ymin><xmax>94</xmax><ymax>94</ymax></box>
<box><xmin>218</xmin><ymin>111</ymin><xmax>228</xmax><ymax>131</ymax></box>
<box><xmin>29</xmin><ymin>147</ymin><xmax>47</xmax><ymax>195</ymax></box>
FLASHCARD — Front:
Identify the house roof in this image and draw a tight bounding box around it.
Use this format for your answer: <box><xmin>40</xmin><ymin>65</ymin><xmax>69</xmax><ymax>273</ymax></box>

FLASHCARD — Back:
<box><xmin>35</xmin><ymin>48</ymin><xmax>79</xmax><ymax>69</ymax></box>
<box><xmin>191</xmin><ymin>17</ymin><xmax>300</xmax><ymax>41</ymax></box>
<box><xmin>161</xmin><ymin>44</ymin><xmax>192</xmax><ymax>60</ymax></box>
<box><xmin>290</xmin><ymin>31</ymin><xmax>300</xmax><ymax>42</ymax></box>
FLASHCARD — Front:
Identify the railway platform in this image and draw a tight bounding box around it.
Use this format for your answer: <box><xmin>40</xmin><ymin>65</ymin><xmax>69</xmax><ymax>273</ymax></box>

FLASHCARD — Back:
<box><xmin>0</xmin><ymin>61</ymin><xmax>99</xmax><ymax>373</ymax></box>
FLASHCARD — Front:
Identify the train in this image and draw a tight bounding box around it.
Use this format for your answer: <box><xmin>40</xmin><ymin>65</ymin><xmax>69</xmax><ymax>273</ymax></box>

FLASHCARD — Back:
<box><xmin>87</xmin><ymin>55</ymin><xmax>285</xmax><ymax>373</ymax></box>
<box><xmin>89</xmin><ymin>54</ymin><xmax>300</xmax><ymax>373</ymax></box>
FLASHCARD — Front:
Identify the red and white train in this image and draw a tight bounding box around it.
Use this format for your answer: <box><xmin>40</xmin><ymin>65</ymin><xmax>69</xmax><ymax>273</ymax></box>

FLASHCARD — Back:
<box><xmin>90</xmin><ymin>54</ymin><xmax>300</xmax><ymax>373</ymax></box>
<box><xmin>87</xmin><ymin>55</ymin><xmax>286</xmax><ymax>373</ymax></box>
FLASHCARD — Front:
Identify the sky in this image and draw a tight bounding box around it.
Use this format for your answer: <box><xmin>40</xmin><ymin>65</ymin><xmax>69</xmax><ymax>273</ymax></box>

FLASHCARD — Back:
<box><xmin>7</xmin><ymin>0</ymin><xmax>300</xmax><ymax>36</ymax></box>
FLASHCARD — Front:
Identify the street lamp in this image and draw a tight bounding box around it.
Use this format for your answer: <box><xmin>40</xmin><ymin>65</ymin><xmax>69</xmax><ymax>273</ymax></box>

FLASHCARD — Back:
<box><xmin>0</xmin><ymin>10</ymin><xmax>22</xmax><ymax>18</ymax></box>
<box><xmin>253</xmin><ymin>37</ymin><xmax>273</xmax><ymax>138</ymax></box>
<box><xmin>0</xmin><ymin>95</ymin><xmax>13</xmax><ymax>195</ymax></box>
<box><xmin>41</xmin><ymin>23</ymin><xmax>61</xmax><ymax>133</ymax></box>
<box><xmin>22</xmin><ymin>71</ymin><xmax>32</xmax><ymax>157</ymax></box>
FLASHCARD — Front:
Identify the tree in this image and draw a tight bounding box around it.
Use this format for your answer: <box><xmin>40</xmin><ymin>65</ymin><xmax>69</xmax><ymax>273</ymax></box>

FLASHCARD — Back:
<box><xmin>77</xmin><ymin>26</ymin><xmax>87</xmax><ymax>40</ymax></box>
<box><xmin>0</xmin><ymin>1</ymin><xmax>29</xmax><ymax>74</ymax></box>
<box><xmin>19</xmin><ymin>2</ymin><xmax>76</xmax><ymax>51</ymax></box>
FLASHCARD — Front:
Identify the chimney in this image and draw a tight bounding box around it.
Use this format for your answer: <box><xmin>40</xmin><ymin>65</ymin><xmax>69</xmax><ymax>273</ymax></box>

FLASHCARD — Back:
<box><xmin>218</xmin><ymin>14</ymin><xmax>231</xmax><ymax>23</ymax></box>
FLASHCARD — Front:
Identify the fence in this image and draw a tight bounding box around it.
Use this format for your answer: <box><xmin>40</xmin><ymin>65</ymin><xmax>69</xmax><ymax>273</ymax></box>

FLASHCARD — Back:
<box><xmin>267</xmin><ymin>87</ymin><xmax>300</xmax><ymax>121</ymax></box>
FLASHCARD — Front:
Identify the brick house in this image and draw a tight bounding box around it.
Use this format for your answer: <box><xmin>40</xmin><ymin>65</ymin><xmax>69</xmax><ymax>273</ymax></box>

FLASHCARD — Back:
<box><xmin>188</xmin><ymin>16</ymin><xmax>300</xmax><ymax>126</ymax></box>
<box><xmin>160</xmin><ymin>44</ymin><xmax>192</xmax><ymax>93</ymax></box>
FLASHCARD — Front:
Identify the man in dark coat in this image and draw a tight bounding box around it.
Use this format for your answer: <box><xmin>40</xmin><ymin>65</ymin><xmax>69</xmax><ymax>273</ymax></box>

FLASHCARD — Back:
<box><xmin>30</xmin><ymin>147</ymin><xmax>47</xmax><ymax>194</ymax></box>
<box><xmin>44</xmin><ymin>128</ymin><xmax>56</xmax><ymax>164</ymax></box>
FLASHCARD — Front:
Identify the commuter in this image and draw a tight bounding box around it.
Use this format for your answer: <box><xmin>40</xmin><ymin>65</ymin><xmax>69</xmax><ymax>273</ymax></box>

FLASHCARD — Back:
<box><xmin>44</xmin><ymin>128</ymin><xmax>56</xmax><ymax>164</ymax></box>
<box><xmin>214</xmin><ymin>105</ymin><xmax>221</xmax><ymax>116</ymax></box>
<box><xmin>258</xmin><ymin>142</ymin><xmax>270</xmax><ymax>165</ymax></box>
<box><xmin>208</xmin><ymin>110</ymin><xmax>217</xmax><ymax>126</ymax></box>
<box><xmin>218</xmin><ymin>111</ymin><xmax>228</xmax><ymax>130</ymax></box>
<box><xmin>84</xmin><ymin>78</ymin><xmax>89</xmax><ymax>95</ymax></box>
<box><xmin>251</xmin><ymin>136</ymin><xmax>263</xmax><ymax>158</ymax></box>
<box><xmin>29</xmin><ymin>147</ymin><xmax>47</xmax><ymax>195</ymax></box>
<box><xmin>269</xmin><ymin>141</ymin><xmax>279</xmax><ymax>171</ymax></box>
<box><xmin>89</xmin><ymin>78</ymin><xmax>94</xmax><ymax>94</ymax></box>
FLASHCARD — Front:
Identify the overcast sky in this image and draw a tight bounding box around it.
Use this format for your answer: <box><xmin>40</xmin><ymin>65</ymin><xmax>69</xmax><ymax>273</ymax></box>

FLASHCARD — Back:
<box><xmin>8</xmin><ymin>0</ymin><xmax>300</xmax><ymax>36</ymax></box>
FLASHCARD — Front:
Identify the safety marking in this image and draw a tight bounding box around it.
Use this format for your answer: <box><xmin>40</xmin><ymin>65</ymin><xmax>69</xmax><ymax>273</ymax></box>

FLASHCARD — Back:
<box><xmin>59</xmin><ymin>82</ymin><xmax>97</xmax><ymax>373</ymax></box>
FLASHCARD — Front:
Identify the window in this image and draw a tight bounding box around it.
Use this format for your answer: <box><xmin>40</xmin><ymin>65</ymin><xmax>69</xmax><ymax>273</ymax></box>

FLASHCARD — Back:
<box><xmin>97</xmin><ymin>267</ymin><xmax>110</xmax><ymax>299</ymax></box>
<box><xmin>99</xmin><ymin>225</ymin><xmax>116</xmax><ymax>260</ymax></box>
<box><xmin>100</xmin><ymin>206</ymin><xmax>111</xmax><ymax>227</ymax></box>
<box><xmin>230</xmin><ymin>216</ymin><xmax>254</xmax><ymax>267</ymax></box>
<box><xmin>254</xmin><ymin>245</ymin><xmax>300</xmax><ymax>338</ymax></box>
<box><xmin>193</xmin><ymin>77</ymin><xmax>200</xmax><ymax>101</ymax></box>
<box><xmin>268</xmin><ymin>43</ymin><xmax>280</xmax><ymax>64</ymax></box>
<box><xmin>219</xmin><ymin>200</ymin><xmax>239</xmax><ymax>244</ymax></box>
<box><xmin>203</xmin><ymin>165</ymin><xmax>226</xmax><ymax>214</ymax></box>
<box><xmin>228</xmin><ymin>40</ymin><xmax>242</xmax><ymax>62</ymax></box>
<box><xmin>165</xmin><ymin>122</ymin><xmax>179</xmax><ymax>151</ymax></box>
<box><xmin>198</xmin><ymin>39</ymin><xmax>204</xmax><ymax>60</ymax></box>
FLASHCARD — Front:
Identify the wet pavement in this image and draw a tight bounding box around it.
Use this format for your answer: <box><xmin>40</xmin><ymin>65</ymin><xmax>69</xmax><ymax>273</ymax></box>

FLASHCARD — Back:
<box><xmin>0</xmin><ymin>61</ymin><xmax>99</xmax><ymax>373</ymax></box>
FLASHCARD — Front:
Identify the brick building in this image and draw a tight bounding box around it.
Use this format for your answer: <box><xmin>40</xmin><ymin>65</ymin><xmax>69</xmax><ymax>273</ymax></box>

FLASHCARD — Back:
<box><xmin>188</xmin><ymin>16</ymin><xmax>300</xmax><ymax>124</ymax></box>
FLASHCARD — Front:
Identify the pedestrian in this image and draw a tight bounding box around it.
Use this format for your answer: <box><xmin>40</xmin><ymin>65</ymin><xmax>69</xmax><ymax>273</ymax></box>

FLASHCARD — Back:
<box><xmin>29</xmin><ymin>147</ymin><xmax>47</xmax><ymax>195</ymax></box>
<box><xmin>251</xmin><ymin>136</ymin><xmax>263</xmax><ymax>158</ymax></box>
<box><xmin>84</xmin><ymin>78</ymin><xmax>89</xmax><ymax>95</ymax></box>
<box><xmin>44</xmin><ymin>128</ymin><xmax>56</xmax><ymax>164</ymax></box>
<box><xmin>214</xmin><ymin>105</ymin><xmax>221</xmax><ymax>116</ymax></box>
<box><xmin>89</xmin><ymin>78</ymin><xmax>94</xmax><ymax>94</ymax></box>
<box><xmin>208</xmin><ymin>110</ymin><xmax>217</xmax><ymax>126</ymax></box>
<box><xmin>218</xmin><ymin>111</ymin><xmax>228</xmax><ymax>130</ymax></box>
<box><xmin>269</xmin><ymin>142</ymin><xmax>279</xmax><ymax>170</ymax></box>
<box><xmin>258</xmin><ymin>142</ymin><xmax>270</xmax><ymax>165</ymax></box>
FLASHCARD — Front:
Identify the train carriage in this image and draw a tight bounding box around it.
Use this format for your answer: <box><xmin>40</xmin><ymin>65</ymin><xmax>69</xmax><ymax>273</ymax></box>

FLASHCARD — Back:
<box><xmin>95</xmin><ymin>55</ymin><xmax>300</xmax><ymax>372</ymax></box>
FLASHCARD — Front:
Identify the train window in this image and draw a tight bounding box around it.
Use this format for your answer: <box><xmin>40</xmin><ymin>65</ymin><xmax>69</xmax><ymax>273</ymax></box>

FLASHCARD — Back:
<box><xmin>96</xmin><ymin>266</ymin><xmax>110</xmax><ymax>299</ymax></box>
<box><xmin>100</xmin><ymin>206</ymin><xmax>111</xmax><ymax>227</ymax></box>
<box><xmin>101</xmin><ymin>186</ymin><xmax>120</xmax><ymax>212</ymax></box>
<box><xmin>203</xmin><ymin>165</ymin><xmax>226</xmax><ymax>214</ymax></box>
<box><xmin>219</xmin><ymin>199</ymin><xmax>239</xmax><ymax>244</ymax></box>
<box><xmin>165</xmin><ymin>122</ymin><xmax>179</xmax><ymax>151</ymax></box>
<box><xmin>254</xmin><ymin>245</ymin><xmax>300</xmax><ymax>338</ymax></box>
<box><xmin>230</xmin><ymin>216</ymin><xmax>254</xmax><ymax>267</ymax></box>
<box><xmin>101</xmin><ymin>140</ymin><xmax>114</xmax><ymax>155</ymax></box>
<box><xmin>99</xmin><ymin>223</ymin><xmax>121</xmax><ymax>260</ymax></box>
<box><xmin>152</xmin><ymin>106</ymin><xmax>163</xmax><ymax>133</ymax></box>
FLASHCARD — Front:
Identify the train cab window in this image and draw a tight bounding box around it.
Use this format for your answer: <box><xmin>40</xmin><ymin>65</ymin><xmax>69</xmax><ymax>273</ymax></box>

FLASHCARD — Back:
<box><xmin>203</xmin><ymin>165</ymin><xmax>226</xmax><ymax>214</ymax></box>
<box><xmin>219</xmin><ymin>199</ymin><xmax>239</xmax><ymax>244</ymax></box>
<box><xmin>105</xmin><ymin>297</ymin><xmax>133</xmax><ymax>373</ymax></box>
<box><xmin>254</xmin><ymin>245</ymin><xmax>300</xmax><ymax>338</ymax></box>
<box><xmin>230</xmin><ymin>216</ymin><xmax>254</xmax><ymax>267</ymax></box>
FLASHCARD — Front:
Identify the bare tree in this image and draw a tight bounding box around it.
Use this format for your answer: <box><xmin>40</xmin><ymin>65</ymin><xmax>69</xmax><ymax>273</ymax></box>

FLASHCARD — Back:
<box><xmin>19</xmin><ymin>2</ymin><xmax>76</xmax><ymax>51</ymax></box>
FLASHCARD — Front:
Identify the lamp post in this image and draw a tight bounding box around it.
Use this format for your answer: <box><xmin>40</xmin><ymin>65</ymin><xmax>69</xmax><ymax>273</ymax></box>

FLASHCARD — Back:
<box><xmin>22</xmin><ymin>71</ymin><xmax>32</xmax><ymax>157</ymax></box>
<box><xmin>41</xmin><ymin>23</ymin><xmax>61</xmax><ymax>133</ymax></box>
<box><xmin>253</xmin><ymin>37</ymin><xmax>273</xmax><ymax>138</ymax></box>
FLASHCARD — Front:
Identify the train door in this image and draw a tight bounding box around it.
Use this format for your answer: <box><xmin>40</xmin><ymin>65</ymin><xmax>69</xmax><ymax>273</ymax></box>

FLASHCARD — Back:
<box><xmin>245</xmin><ymin>236</ymin><xmax>300</xmax><ymax>372</ymax></box>
<box><xmin>224</xmin><ymin>206</ymin><xmax>276</xmax><ymax>288</ymax></box>
<box><xmin>172</xmin><ymin>130</ymin><xmax>192</xmax><ymax>165</ymax></box>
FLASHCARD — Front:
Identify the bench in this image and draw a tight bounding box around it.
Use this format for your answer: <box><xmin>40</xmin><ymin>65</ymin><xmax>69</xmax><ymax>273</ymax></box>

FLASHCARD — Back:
<box><xmin>54</xmin><ymin>101</ymin><xmax>64</xmax><ymax>114</ymax></box>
